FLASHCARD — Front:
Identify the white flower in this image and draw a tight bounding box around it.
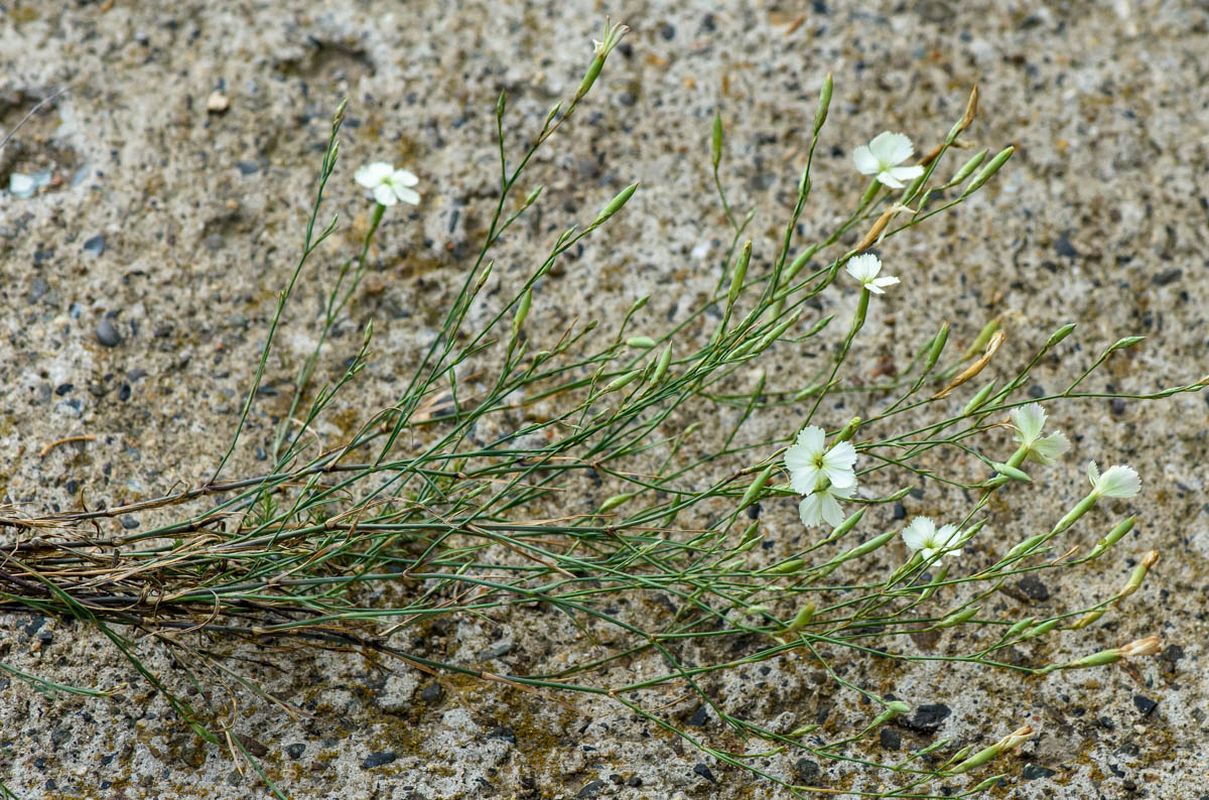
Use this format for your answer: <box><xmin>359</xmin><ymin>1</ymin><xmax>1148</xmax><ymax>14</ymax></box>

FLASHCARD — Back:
<box><xmin>1011</xmin><ymin>403</ymin><xmax>1070</xmax><ymax>465</ymax></box>
<box><xmin>784</xmin><ymin>426</ymin><xmax>857</xmax><ymax>495</ymax></box>
<box><xmin>1087</xmin><ymin>461</ymin><xmax>1141</xmax><ymax>499</ymax></box>
<box><xmin>901</xmin><ymin>516</ymin><xmax>963</xmax><ymax>561</ymax></box>
<box><xmin>799</xmin><ymin>483</ymin><xmax>854</xmax><ymax>528</ymax></box>
<box><xmin>853</xmin><ymin>132</ymin><xmax>925</xmax><ymax>189</ymax></box>
<box><xmin>845</xmin><ymin>254</ymin><xmax>900</xmax><ymax>294</ymax></box>
<box><xmin>355</xmin><ymin>162</ymin><xmax>421</xmax><ymax>206</ymax></box>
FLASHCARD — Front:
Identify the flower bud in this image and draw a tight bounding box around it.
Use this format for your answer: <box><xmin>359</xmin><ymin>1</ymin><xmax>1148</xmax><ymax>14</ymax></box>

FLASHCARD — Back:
<box><xmin>962</xmin><ymin>145</ymin><xmax>1014</xmax><ymax>196</ymax></box>
<box><xmin>593</xmin><ymin>182</ymin><xmax>639</xmax><ymax>226</ymax></box>
<box><xmin>711</xmin><ymin>111</ymin><xmax>724</xmax><ymax>171</ymax></box>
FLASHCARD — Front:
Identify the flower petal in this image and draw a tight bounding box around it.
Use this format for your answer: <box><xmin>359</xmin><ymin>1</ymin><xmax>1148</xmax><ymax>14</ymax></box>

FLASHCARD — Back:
<box><xmin>392</xmin><ymin>168</ymin><xmax>420</xmax><ymax>187</ymax></box>
<box><xmin>853</xmin><ymin>145</ymin><xmax>880</xmax><ymax>175</ymax></box>
<box><xmin>372</xmin><ymin>183</ymin><xmax>398</xmax><ymax>206</ymax></box>
<box><xmin>1086</xmin><ymin>460</ymin><xmax>1100</xmax><ymax>487</ymax></box>
<box><xmin>799</xmin><ymin>493</ymin><xmax>825</xmax><ymax>527</ymax></box>
<box><xmin>1029</xmin><ymin>431</ymin><xmax>1070</xmax><ymax>465</ymax></box>
<box><xmin>870</xmin><ymin>131</ymin><xmax>914</xmax><ymax>166</ymax></box>
<box><xmin>901</xmin><ymin>517</ymin><xmax>935</xmax><ymax>552</ymax></box>
<box><xmin>790</xmin><ymin>465</ymin><xmax>821</xmax><ymax>495</ymax></box>
<box><xmin>872</xmin><ymin>276</ymin><xmax>900</xmax><ymax>289</ymax></box>
<box><xmin>796</xmin><ymin>425</ymin><xmax>826</xmax><ymax>453</ymax></box>
<box><xmin>394</xmin><ymin>186</ymin><xmax>421</xmax><ymax>205</ymax></box>
<box><xmin>823</xmin><ymin>441</ymin><xmax>858</xmax><ymax>472</ymax></box>
<box><xmin>356</xmin><ymin>162</ymin><xmax>393</xmax><ymax>188</ymax></box>
<box><xmin>875</xmin><ymin>170</ymin><xmax>905</xmax><ymax>189</ymax></box>
<box><xmin>845</xmin><ymin>253</ymin><xmax>881</xmax><ymax>283</ymax></box>
<box><xmin>1012</xmin><ymin>403</ymin><xmax>1047</xmax><ymax>445</ymax></box>
<box><xmin>936</xmin><ymin>524</ymin><xmax>961</xmax><ymax>549</ymax></box>
<box><xmin>1095</xmin><ymin>465</ymin><xmax>1140</xmax><ymax>498</ymax></box>
<box><xmin>888</xmin><ymin>164</ymin><xmax>924</xmax><ymax>183</ymax></box>
<box><xmin>819</xmin><ymin>492</ymin><xmax>846</xmax><ymax>527</ymax></box>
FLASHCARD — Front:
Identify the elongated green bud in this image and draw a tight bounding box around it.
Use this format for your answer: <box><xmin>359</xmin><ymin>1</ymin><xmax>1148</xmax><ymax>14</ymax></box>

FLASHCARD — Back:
<box><xmin>599</xmin><ymin>492</ymin><xmax>636</xmax><ymax>513</ymax></box>
<box><xmin>1021</xmin><ymin>619</ymin><xmax>1059</xmax><ymax>640</ymax></box>
<box><xmin>830</xmin><ymin>530</ymin><xmax>896</xmax><ymax>566</ymax></box>
<box><xmin>728</xmin><ymin>241</ymin><xmax>752</xmax><ymax>306</ymax></box>
<box><xmin>949</xmin><ymin>725</ymin><xmax>1034</xmax><ymax>775</ymax></box>
<box><xmin>869</xmin><ymin>701</ymin><xmax>910</xmax><ymax>728</ymax></box>
<box><xmin>711</xmin><ymin>111</ymin><xmax>724</xmax><ymax>171</ymax></box>
<box><xmin>626</xmin><ymin>336</ymin><xmax>656</xmax><ymax>349</ymax></box>
<box><xmin>802</xmin><ymin>313</ymin><xmax>834</xmax><ymax>339</ymax></box>
<box><xmin>925</xmin><ymin>322</ymin><xmax>950</xmax><ymax>372</ymax></box>
<box><xmin>757</xmin><ymin>310</ymin><xmax>802</xmax><ymax>350</ymax></box>
<box><xmin>593</xmin><ymin>182</ymin><xmax>639</xmax><ymax>225</ymax></box>
<box><xmin>650</xmin><ymin>344</ymin><xmax>673</xmax><ymax>385</ymax></box>
<box><xmin>1044</xmin><ymin>322</ymin><xmax>1077</xmax><ymax>350</ymax></box>
<box><xmin>813</xmin><ymin>73</ymin><xmax>833</xmax><ymax>135</ymax></box>
<box><xmin>963</xmin><ymin>380</ymin><xmax>998</xmax><ymax>415</ymax></box>
<box><xmin>473</xmin><ymin>260</ymin><xmax>495</xmax><ymax>293</ymax></box>
<box><xmin>1086</xmin><ymin>517</ymin><xmax>1135</xmax><ymax>560</ymax></box>
<box><xmin>603</xmin><ymin>369</ymin><xmax>642</xmax><ymax>393</ymax></box>
<box><xmin>763</xmin><ymin>558</ymin><xmax>805</xmax><ymax>575</ymax></box>
<box><xmin>949</xmin><ymin>148</ymin><xmax>988</xmax><ymax>185</ymax></box>
<box><xmin>739</xmin><ymin>464</ymin><xmax>775</xmax><ymax>510</ymax></box>
<box><xmin>1004</xmin><ymin>534</ymin><xmax>1046</xmax><ymax>563</ymax></box>
<box><xmin>822</xmin><ymin>508</ymin><xmax>864</xmax><ymax>545</ymax></box>
<box><xmin>835</xmin><ymin>417</ymin><xmax>862</xmax><ymax>443</ymax></box>
<box><xmin>782</xmin><ymin>601</ymin><xmax>816</xmax><ymax>634</ymax></box>
<box><xmin>1003</xmin><ymin>617</ymin><xmax>1034</xmax><ymax>640</ymax></box>
<box><xmin>1069</xmin><ymin>607</ymin><xmax>1106</xmax><ymax>630</ymax></box>
<box><xmin>937</xmin><ymin>605</ymin><xmax>980</xmax><ymax>628</ymax></box>
<box><xmin>522</xmin><ymin>185</ymin><xmax>544</xmax><ymax>209</ymax></box>
<box><xmin>992</xmin><ymin>462</ymin><xmax>1031</xmax><ymax>483</ymax></box>
<box><xmin>970</xmin><ymin>774</ymin><xmax>1008</xmax><ymax>792</ymax></box>
<box><xmin>915</xmin><ymin>738</ymin><xmax>952</xmax><ymax>757</ymax></box>
<box><xmin>962</xmin><ymin>145</ymin><xmax>1014</xmax><ymax>196</ymax></box>
<box><xmin>511</xmin><ymin>289</ymin><xmax>532</xmax><ymax>339</ymax></box>
<box><xmin>496</xmin><ymin>90</ymin><xmax>507</xmax><ymax>119</ymax></box>
<box><xmin>734</xmin><ymin>523</ymin><xmax>763</xmax><ymax>554</ymax></box>
<box><xmin>1103</xmin><ymin>335</ymin><xmax>1146</xmax><ymax>356</ymax></box>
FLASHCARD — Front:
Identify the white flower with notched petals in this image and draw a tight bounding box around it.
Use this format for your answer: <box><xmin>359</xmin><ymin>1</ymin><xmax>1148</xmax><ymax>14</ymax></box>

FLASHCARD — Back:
<box><xmin>845</xmin><ymin>254</ymin><xmax>900</xmax><ymax>295</ymax></box>
<box><xmin>901</xmin><ymin>516</ymin><xmax>962</xmax><ymax>561</ymax></box>
<box><xmin>853</xmin><ymin>132</ymin><xmax>925</xmax><ymax>189</ymax></box>
<box><xmin>784</xmin><ymin>425</ymin><xmax>857</xmax><ymax>496</ymax></box>
<box><xmin>355</xmin><ymin>162</ymin><xmax>421</xmax><ymax>206</ymax></box>
<box><xmin>1011</xmin><ymin>403</ymin><xmax>1070</xmax><ymax>465</ymax></box>
<box><xmin>1087</xmin><ymin>461</ymin><xmax>1140</xmax><ymax>499</ymax></box>
<box><xmin>799</xmin><ymin>483</ymin><xmax>854</xmax><ymax>528</ymax></box>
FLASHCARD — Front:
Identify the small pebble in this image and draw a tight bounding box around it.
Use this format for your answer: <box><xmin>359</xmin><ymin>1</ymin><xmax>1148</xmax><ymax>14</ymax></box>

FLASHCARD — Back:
<box><xmin>1023</xmin><ymin>763</ymin><xmax>1057</xmax><ymax>780</ymax></box>
<box><xmin>1132</xmin><ymin>694</ymin><xmax>1157</xmax><ymax>716</ymax></box>
<box><xmin>96</xmin><ymin>317</ymin><xmax>123</xmax><ymax>347</ymax></box>
<box><xmin>899</xmin><ymin>703</ymin><xmax>951</xmax><ymax>733</ymax></box>
<box><xmin>576</xmin><ymin>780</ymin><xmax>605</xmax><ymax>798</ymax></box>
<box><xmin>206</xmin><ymin>90</ymin><xmax>230</xmax><ymax>113</ymax></box>
<box><xmin>692</xmin><ymin>763</ymin><xmax>717</xmax><ymax>783</ymax></box>
<box><xmin>1016</xmin><ymin>575</ymin><xmax>1051</xmax><ymax>602</ymax></box>
<box><xmin>795</xmin><ymin>758</ymin><xmax>821</xmax><ymax>783</ymax></box>
<box><xmin>361</xmin><ymin>750</ymin><xmax>397</xmax><ymax>769</ymax></box>
<box><xmin>83</xmin><ymin>234</ymin><xmax>105</xmax><ymax>256</ymax></box>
